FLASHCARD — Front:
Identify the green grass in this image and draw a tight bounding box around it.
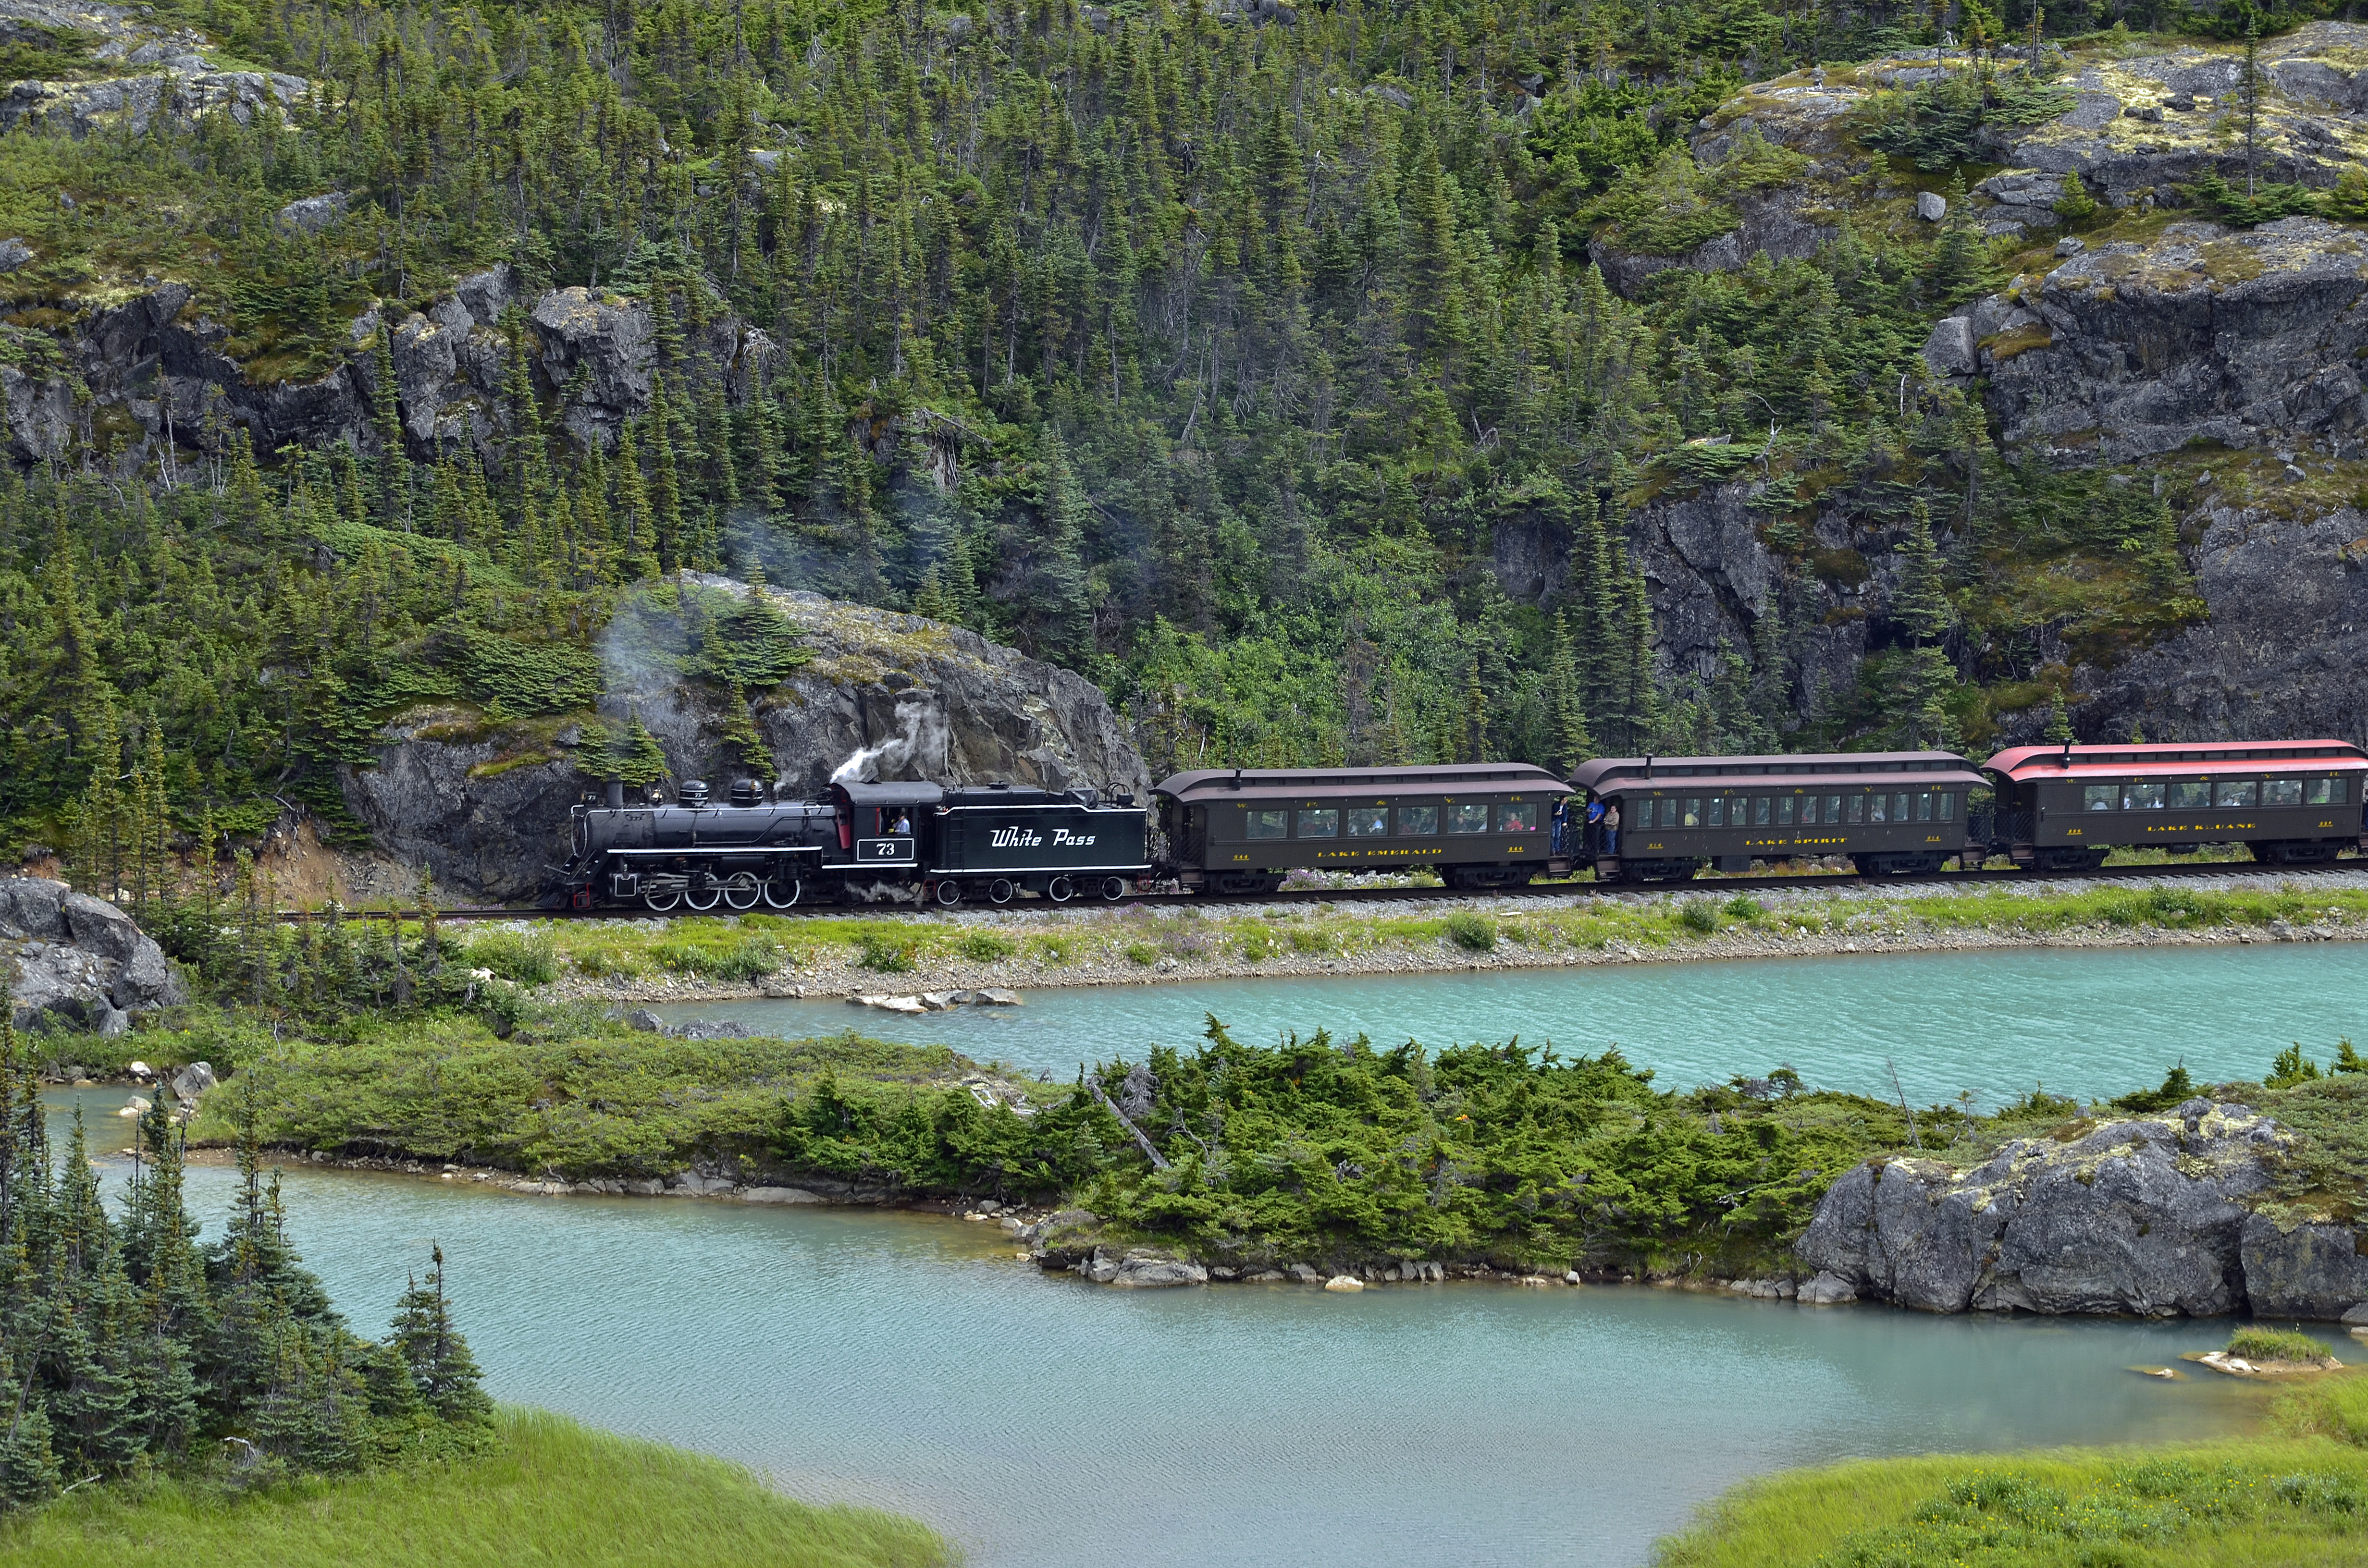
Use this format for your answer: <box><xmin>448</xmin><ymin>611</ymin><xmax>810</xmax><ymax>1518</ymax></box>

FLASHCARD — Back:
<box><xmin>1657</xmin><ymin>1376</ymin><xmax>2368</xmax><ymax>1567</ymax></box>
<box><xmin>462</xmin><ymin>930</ymin><xmax>557</xmax><ymax>986</ymax></box>
<box><xmin>0</xmin><ymin>1408</ymin><xmax>951</xmax><ymax>1568</ymax></box>
<box><xmin>2229</xmin><ymin>1326</ymin><xmax>2334</xmax><ymax>1364</ymax></box>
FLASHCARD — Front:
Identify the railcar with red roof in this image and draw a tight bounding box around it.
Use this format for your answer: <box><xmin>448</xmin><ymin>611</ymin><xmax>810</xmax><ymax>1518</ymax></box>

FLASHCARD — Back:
<box><xmin>1982</xmin><ymin>740</ymin><xmax>2368</xmax><ymax>870</ymax></box>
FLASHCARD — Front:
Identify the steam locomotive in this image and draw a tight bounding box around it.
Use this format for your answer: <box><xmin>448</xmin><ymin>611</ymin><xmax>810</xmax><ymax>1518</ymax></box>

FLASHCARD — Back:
<box><xmin>556</xmin><ymin>776</ymin><xmax>1151</xmax><ymax>909</ymax></box>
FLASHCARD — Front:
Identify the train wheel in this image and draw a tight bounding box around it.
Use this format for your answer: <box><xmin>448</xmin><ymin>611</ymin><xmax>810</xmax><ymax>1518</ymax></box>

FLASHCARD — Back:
<box><xmin>1099</xmin><ymin>876</ymin><xmax>1128</xmax><ymax>901</ymax></box>
<box><xmin>721</xmin><ymin>873</ymin><xmax>762</xmax><ymax>910</ymax></box>
<box><xmin>1048</xmin><ymin>875</ymin><xmax>1077</xmax><ymax>903</ymax></box>
<box><xmin>935</xmin><ymin>880</ymin><xmax>965</xmax><ymax>907</ymax></box>
<box><xmin>643</xmin><ymin>888</ymin><xmax>682</xmax><ymax>913</ymax></box>
<box><xmin>987</xmin><ymin>878</ymin><xmax>1017</xmax><ymax>905</ymax></box>
<box><xmin>683</xmin><ymin>882</ymin><xmax>723</xmax><ymax>912</ymax></box>
<box><xmin>762</xmin><ymin>876</ymin><xmax>802</xmax><ymax>908</ymax></box>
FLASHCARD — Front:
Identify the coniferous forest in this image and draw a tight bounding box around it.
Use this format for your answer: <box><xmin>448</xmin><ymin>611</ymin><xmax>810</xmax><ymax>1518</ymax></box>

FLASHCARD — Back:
<box><xmin>0</xmin><ymin>1029</ymin><xmax>491</xmax><ymax>1508</ymax></box>
<box><xmin>0</xmin><ymin>0</ymin><xmax>2307</xmax><ymax>853</ymax></box>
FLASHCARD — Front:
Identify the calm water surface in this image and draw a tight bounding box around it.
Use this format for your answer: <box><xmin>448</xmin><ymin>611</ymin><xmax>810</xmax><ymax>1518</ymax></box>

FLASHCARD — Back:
<box><xmin>49</xmin><ymin>1087</ymin><xmax>2294</xmax><ymax>1568</ymax></box>
<box><xmin>659</xmin><ymin>942</ymin><xmax>2368</xmax><ymax>1108</ymax></box>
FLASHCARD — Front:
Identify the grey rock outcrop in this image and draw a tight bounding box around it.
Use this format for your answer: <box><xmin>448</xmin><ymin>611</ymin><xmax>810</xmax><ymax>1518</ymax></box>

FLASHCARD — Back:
<box><xmin>1977</xmin><ymin>219</ymin><xmax>2368</xmax><ymax>463</ymax></box>
<box><xmin>2241</xmin><ymin>1213</ymin><xmax>2368</xmax><ymax>1319</ymax></box>
<box><xmin>1798</xmin><ymin>1101</ymin><xmax>2332</xmax><ymax>1317</ymax></box>
<box><xmin>0</xmin><ymin>877</ymin><xmax>186</xmax><ymax>1032</ymax></box>
<box><xmin>1082</xmin><ymin>1245</ymin><xmax>1208</xmax><ymax>1286</ymax></box>
<box><xmin>340</xmin><ymin>584</ymin><xmax>1150</xmax><ymax>901</ymax></box>
<box><xmin>0</xmin><ymin>237</ymin><xmax>31</xmax><ymax>273</ymax></box>
<box><xmin>274</xmin><ymin>192</ymin><xmax>348</xmax><ymax>234</ymax></box>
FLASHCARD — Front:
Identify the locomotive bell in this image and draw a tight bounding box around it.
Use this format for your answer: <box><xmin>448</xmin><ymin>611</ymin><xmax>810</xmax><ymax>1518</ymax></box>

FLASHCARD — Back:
<box><xmin>678</xmin><ymin>780</ymin><xmax>711</xmax><ymax>808</ymax></box>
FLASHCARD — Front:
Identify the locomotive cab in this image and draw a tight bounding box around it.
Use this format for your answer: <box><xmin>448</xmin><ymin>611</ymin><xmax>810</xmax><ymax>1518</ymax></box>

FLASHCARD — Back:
<box><xmin>830</xmin><ymin>780</ymin><xmax>937</xmax><ymax>870</ymax></box>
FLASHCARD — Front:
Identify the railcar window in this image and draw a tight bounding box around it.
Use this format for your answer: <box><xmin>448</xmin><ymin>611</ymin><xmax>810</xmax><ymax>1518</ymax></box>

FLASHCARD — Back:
<box><xmin>1777</xmin><ymin>797</ymin><xmax>1794</xmax><ymax>825</ymax></box>
<box><xmin>2170</xmin><ymin>781</ymin><xmax>2210</xmax><ymax>808</ymax></box>
<box><xmin>1799</xmin><ymin>796</ymin><xmax>1817</xmax><ymax>825</ymax></box>
<box><xmin>1247</xmin><ymin>809</ymin><xmax>1288</xmax><ymax>839</ymax></box>
<box><xmin>1680</xmin><ymin>799</ymin><xmax>1701</xmax><ymax>828</ymax></box>
<box><xmin>1347</xmin><ymin>807</ymin><xmax>1390</xmax><ymax>836</ymax></box>
<box><xmin>1913</xmin><ymin>793</ymin><xmax>1930</xmax><ymax>821</ymax></box>
<box><xmin>1298</xmin><ymin>808</ymin><xmax>1340</xmax><ymax>837</ymax></box>
<box><xmin>1398</xmin><ymin>806</ymin><xmax>1438</xmax><ymax>835</ymax></box>
<box><xmin>1707</xmin><ymin>798</ymin><xmax>1724</xmax><ymax>827</ymax></box>
<box><xmin>2216</xmin><ymin>781</ymin><xmax>2258</xmax><ymax>808</ymax></box>
<box><xmin>1448</xmin><ymin>802</ymin><xmax>1490</xmax><ymax>833</ymax></box>
<box><xmin>1661</xmin><ymin>799</ymin><xmax>1679</xmax><ymax>829</ymax></box>
<box><xmin>1498</xmin><ymin>802</ymin><xmax>1538</xmax><ymax>833</ymax></box>
<box><xmin>2264</xmin><ymin>779</ymin><xmax>2304</xmax><ymax>807</ymax></box>
<box><xmin>1848</xmin><ymin>795</ymin><xmax>1865</xmax><ymax>824</ymax></box>
<box><xmin>1868</xmin><ymin>795</ymin><xmax>1886</xmax><ymax>823</ymax></box>
<box><xmin>2083</xmin><ymin>785</ymin><xmax>2118</xmax><ymax>811</ymax></box>
<box><xmin>1827</xmin><ymin>796</ymin><xmax>1844</xmax><ymax>822</ymax></box>
<box><xmin>2308</xmin><ymin>778</ymin><xmax>2339</xmax><ymax>806</ymax></box>
<box><xmin>1894</xmin><ymin>793</ymin><xmax>1912</xmax><ymax>822</ymax></box>
<box><xmin>1754</xmin><ymin>797</ymin><xmax>1771</xmax><ymax>826</ymax></box>
<box><xmin>2121</xmin><ymin>783</ymin><xmax>2164</xmax><ymax>810</ymax></box>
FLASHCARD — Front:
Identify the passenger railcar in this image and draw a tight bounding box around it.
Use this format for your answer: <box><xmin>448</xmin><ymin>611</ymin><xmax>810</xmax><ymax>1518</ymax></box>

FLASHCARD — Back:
<box><xmin>1985</xmin><ymin>740</ymin><xmax>2368</xmax><ymax>870</ymax></box>
<box><xmin>1152</xmin><ymin>764</ymin><xmax>1573</xmax><ymax>893</ymax></box>
<box><xmin>1568</xmin><ymin>752</ymin><xmax>1988</xmax><ymax>881</ymax></box>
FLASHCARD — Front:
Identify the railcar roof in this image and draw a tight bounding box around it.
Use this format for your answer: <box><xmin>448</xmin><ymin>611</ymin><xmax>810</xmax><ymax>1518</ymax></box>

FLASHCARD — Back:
<box><xmin>1570</xmin><ymin>752</ymin><xmax>1981</xmax><ymax>793</ymax></box>
<box><xmin>831</xmin><ymin>780</ymin><xmax>949</xmax><ymax>806</ymax></box>
<box><xmin>1155</xmin><ymin>763</ymin><xmax>1566</xmax><ymax>802</ymax></box>
<box><xmin>1985</xmin><ymin>740</ymin><xmax>2368</xmax><ymax>781</ymax></box>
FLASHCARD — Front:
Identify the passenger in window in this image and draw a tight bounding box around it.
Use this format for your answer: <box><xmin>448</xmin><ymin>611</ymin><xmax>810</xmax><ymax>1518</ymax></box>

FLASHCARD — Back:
<box><xmin>2264</xmin><ymin>780</ymin><xmax>2303</xmax><ymax>807</ymax></box>
<box><xmin>1298</xmin><ymin>808</ymin><xmax>1340</xmax><ymax>837</ymax></box>
<box><xmin>2216</xmin><ymin>781</ymin><xmax>2257</xmax><ymax>808</ymax></box>
<box><xmin>892</xmin><ymin>811</ymin><xmax>913</xmax><ymax>834</ymax></box>
<box><xmin>2122</xmin><ymin>783</ymin><xmax>2164</xmax><ymax>810</ymax></box>
<box><xmin>1348</xmin><ymin>807</ymin><xmax>1390</xmax><ymax>837</ymax></box>
<box><xmin>2308</xmin><ymin>778</ymin><xmax>2338</xmax><ymax>806</ymax></box>
<box><xmin>1398</xmin><ymin>806</ymin><xmax>1438</xmax><ymax>835</ymax></box>
<box><xmin>1449</xmin><ymin>802</ymin><xmax>1489</xmax><ymax>833</ymax></box>
<box><xmin>1248</xmin><ymin>809</ymin><xmax>1289</xmax><ymax>839</ymax></box>
<box><xmin>1869</xmin><ymin>795</ymin><xmax>1887</xmax><ymax>823</ymax></box>
<box><xmin>1848</xmin><ymin>796</ymin><xmax>1865</xmax><ymax>824</ymax></box>
<box><xmin>2171</xmin><ymin>781</ymin><xmax>2210</xmax><ymax>808</ymax></box>
<box><xmin>1800</xmin><ymin>797</ymin><xmax>1817</xmax><ymax>825</ymax></box>
<box><xmin>2082</xmin><ymin>785</ymin><xmax>2116</xmax><ymax>811</ymax></box>
<box><xmin>1683</xmin><ymin>799</ymin><xmax>1702</xmax><ymax>828</ymax></box>
<box><xmin>1497</xmin><ymin>802</ymin><xmax>1538</xmax><ymax>833</ymax></box>
<box><xmin>1895</xmin><ymin>793</ymin><xmax>1911</xmax><ymax>823</ymax></box>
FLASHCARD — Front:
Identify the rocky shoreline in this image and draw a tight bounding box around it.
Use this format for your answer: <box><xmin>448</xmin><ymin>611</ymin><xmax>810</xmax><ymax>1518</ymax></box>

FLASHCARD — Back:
<box><xmin>533</xmin><ymin>869</ymin><xmax>2368</xmax><ymax>1008</ymax></box>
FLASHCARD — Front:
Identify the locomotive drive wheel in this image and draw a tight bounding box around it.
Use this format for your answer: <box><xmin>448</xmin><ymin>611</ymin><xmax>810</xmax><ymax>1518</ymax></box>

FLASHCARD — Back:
<box><xmin>988</xmin><ymin>879</ymin><xmax>1016</xmax><ymax>905</ymax></box>
<box><xmin>643</xmin><ymin>889</ymin><xmax>681</xmax><ymax>912</ymax></box>
<box><xmin>1048</xmin><ymin>875</ymin><xmax>1076</xmax><ymax>903</ymax></box>
<box><xmin>762</xmin><ymin>876</ymin><xmax>801</xmax><ymax>908</ymax></box>
<box><xmin>683</xmin><ymin>882</ymin><xmax>722</xmax><ymax>912</ymax></box>
<box><xmin>935</xmin><ymin>880</ymin><xmax>964</xmax><ymax>906</ymax></box>
<box><xmin>1099</xmin><ymin>876</ymin><xmax>1128</xmax><ymax>901</ymax></box>
<box><xmin>722</xmin><ymin>873</ymin><xmax>762</xmax><ymax>910</ymax></box>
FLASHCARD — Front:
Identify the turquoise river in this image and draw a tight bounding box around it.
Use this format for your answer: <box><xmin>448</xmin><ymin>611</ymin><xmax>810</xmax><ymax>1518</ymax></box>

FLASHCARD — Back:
<box><xmin>62</xmin><ymin>941</ymin><xmax>2368</xmax><ymax>1566</ymax></box>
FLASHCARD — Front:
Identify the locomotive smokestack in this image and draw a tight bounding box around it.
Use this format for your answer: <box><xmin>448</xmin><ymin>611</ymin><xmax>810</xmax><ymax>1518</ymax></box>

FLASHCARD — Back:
<box><xmin>605</xmin><ymin>780</ymin><xmax>625</xmax><ymax>809</ymax></box>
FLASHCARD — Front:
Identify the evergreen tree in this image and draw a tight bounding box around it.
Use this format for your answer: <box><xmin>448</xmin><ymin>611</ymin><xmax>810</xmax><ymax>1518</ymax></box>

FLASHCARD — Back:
<box><xmin>387</xmin><ymin>1246</ymin><xmax>490</xmax><ymax>1423</ymax></box>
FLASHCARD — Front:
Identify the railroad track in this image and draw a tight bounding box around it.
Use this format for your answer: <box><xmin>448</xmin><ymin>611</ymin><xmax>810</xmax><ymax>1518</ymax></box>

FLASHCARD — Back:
<box><xmin>272</xmin><ymin>855</ymin><xmax>2368</xmax><ymax>922</ymax></box>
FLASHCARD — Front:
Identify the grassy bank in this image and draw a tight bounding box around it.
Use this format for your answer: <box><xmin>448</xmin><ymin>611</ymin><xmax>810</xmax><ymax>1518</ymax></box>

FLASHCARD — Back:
<box><xmin>435</xmin><ymin>876</ymin><xmax>2368</xmax><ymax>1004</ymax></box>
<box><xmin>1655</xmin><ymin>1375</ymin><xmax>2368</xmax><ymax>1568</ymax></box>
<box><xmin>0</xmin><ymin>1408</ymin><xmax>951</xmax><ymax>1568</ymax></box>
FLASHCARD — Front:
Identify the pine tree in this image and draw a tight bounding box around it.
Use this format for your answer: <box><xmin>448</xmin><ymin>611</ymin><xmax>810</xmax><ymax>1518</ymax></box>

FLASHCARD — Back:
<box><xmin>1036</xmin><ymin>436</ymin><xmax>1096</xmax><ymax>671</ymax></box>
<box><xmin>387</xmin><ymin>1246</ymin><xmax>491</xmax><ymax>1423</ymax></box>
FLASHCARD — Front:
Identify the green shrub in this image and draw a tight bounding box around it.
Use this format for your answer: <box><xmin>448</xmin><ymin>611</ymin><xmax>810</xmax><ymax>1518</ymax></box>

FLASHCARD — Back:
<box><xmin>1678</xmin><ymin>901</ymin><xmax>1721</xmax><ymax>935</ymax></box>
<box><xmin>1028</xmin><ymin>934</ymin><xmax>1079</xmax><ymax>966</ymax></box>
<box><xmin>1235</xmin><ymin>925</ymin><xmax>1274</xmax><ymax>963</ymax></box>
<box><xmin>653</xmin><ymin>934</ymin><xmax>785</xmax><ymax>981</ymax></box>
<box><xmin>569</xmin><ymin>945</ymin><xmax>649</xmax><ymax>980</ymax></box>
<box><xmin>854</xmin><ymin>931</ymin><xmax>918</xmax><ymax>973</ymax></box>
<box><xmin>1442</xmin><ymin>912</ymin><xmax>1496</xmax><ymax>953</ymax></box>
<box><xmin>2111</xmin><ymin>1064</ymin><xmax>2195</xmax><ymax>1113</ymax></box>
<box><xmin>1123</xmin><ymin>941</ymin><xmax>1160</xmax><ymax>967</ymax></box>
<box><xmin>1722</xmin><ymin>895</ymin><xmax>1762</xmax><ymax>919</ymax></box>
<box><xmin>465</xmin><ymin>930</ymin><xmax>557</xmax><ymax>986</ymax></box>
<box><xmin>955</xmin><ymin>932</ymin><xmax>1016</xmax><ymax>962</ymax></box>
<box><xmin>2228</xmin><ymin>1325</ymin><xmax>2330</xmax><ymax>1364</ymax></box>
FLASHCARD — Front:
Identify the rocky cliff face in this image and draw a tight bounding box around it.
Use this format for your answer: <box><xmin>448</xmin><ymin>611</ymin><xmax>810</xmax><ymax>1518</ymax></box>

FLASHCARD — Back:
<box><xmin>1797</xmin><ymin>1097</ymin><xmax>2368</xmax><ymax>1319</ymax></box>
<box><xmin>338</xmin><ymin>582</ymin><xmax>1152</xmax><ymax>902</ymax></box>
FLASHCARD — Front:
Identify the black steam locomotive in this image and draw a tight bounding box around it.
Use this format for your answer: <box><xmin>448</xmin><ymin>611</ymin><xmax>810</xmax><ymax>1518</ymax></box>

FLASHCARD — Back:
<box><xmin>557</xmin><ymin>776</ymin><xmax>1151</xmax><ymax>910</ymax></box>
